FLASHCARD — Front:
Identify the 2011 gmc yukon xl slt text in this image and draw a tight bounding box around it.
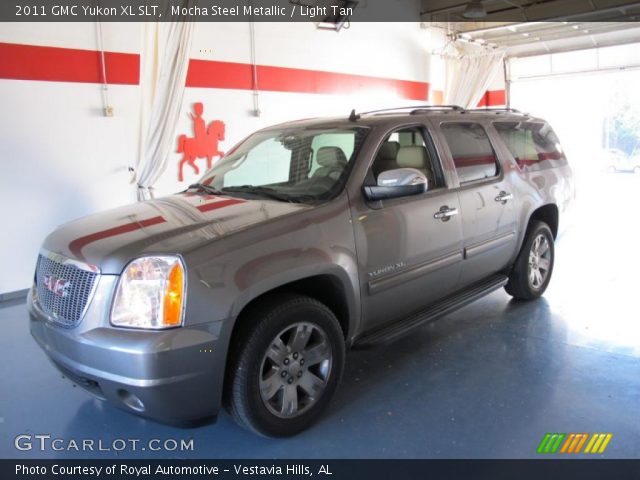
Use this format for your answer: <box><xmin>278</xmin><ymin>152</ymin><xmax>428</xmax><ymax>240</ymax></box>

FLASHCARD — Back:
<box><xmin>29</xmin><ymin>106</ymin><xmax>574</xmax><ymax>436</ymax></box>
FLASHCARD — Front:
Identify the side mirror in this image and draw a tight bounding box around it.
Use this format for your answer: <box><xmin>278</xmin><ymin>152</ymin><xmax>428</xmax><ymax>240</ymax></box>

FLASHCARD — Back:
<box><xmin>363</xmin><ymin>168</ymin><xmax>428</xmax><ymax>201</ymax></box>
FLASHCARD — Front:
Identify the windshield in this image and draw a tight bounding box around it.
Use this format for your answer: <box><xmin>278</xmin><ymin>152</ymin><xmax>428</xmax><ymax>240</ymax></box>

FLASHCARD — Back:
<box><xmin>197</xmin><ymin>126</ymin><xmax>369</xmax><ymax>202</ymax></box>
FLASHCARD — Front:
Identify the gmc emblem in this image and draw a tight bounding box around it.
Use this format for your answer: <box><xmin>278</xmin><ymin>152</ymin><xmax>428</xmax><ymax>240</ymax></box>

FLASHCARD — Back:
<box><xmin>43</xmin><ymin>275</ymin><xmax>70</xmax><ymax>297</ymax></box>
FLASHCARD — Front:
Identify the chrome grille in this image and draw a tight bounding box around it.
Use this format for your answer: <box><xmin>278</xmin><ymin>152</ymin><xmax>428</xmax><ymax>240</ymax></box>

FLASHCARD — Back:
<box><xmin>34</xmin><ymin>252</ymin><xmax>99</xmax><ymax>327</ymax></box>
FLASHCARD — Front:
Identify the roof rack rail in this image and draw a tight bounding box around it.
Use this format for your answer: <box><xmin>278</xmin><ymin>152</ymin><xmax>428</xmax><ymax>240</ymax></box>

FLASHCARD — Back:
<box><xmin>410</xmin><ymin>106</ymin><xmax>467</xmax><ymax>115</ymax></box>
<box><xmin>466</xmin><ymin>107</ymin><xmax>527</xmax><ymax>115</ymax></box>
<box><xmin>358</xmin><ymin>105</ymin><xmax>465</xmax><ymax>116</ymax></box>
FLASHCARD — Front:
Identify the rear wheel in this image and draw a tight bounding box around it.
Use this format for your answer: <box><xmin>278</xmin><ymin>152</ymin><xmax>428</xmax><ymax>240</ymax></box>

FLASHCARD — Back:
<box><xmin>226</xmin><ymin>294</ymin><xmax>345</xmax><ymax>437</ymax></box>
<box><xmin>505</xmin><ymin>221</ymin><xmax>555</xmax><ymax>300</ymax></box>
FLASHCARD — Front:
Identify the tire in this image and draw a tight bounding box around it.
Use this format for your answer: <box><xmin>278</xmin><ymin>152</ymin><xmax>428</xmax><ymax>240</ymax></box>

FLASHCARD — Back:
<box><xmin>505</xmin><ymin>220</ymin><xmax>555</xmax><ymax>300</ymax></box>
<box><xmin>225</xmin><ymin>293</ymin><xmax>345</xmax><ymax>437</ymax></box>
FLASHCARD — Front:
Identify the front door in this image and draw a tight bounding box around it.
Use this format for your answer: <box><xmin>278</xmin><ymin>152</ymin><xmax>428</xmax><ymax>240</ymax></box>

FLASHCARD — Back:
<box><xmin>351</xmin><ymin>125</ymin><xmax>465</xmax><ymax>333</ymax></box>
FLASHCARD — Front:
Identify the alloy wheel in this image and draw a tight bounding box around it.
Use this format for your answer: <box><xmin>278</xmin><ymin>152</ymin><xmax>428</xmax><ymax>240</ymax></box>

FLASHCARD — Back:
<box><xmin>259</xmin><ymin>322</ymin><xmax>332</xmax><ymax>418</ymax></box>
<box><xmin>528</xmin><ymin>233</ymin><xmax>551</xmax><ymax>289</ymax></box>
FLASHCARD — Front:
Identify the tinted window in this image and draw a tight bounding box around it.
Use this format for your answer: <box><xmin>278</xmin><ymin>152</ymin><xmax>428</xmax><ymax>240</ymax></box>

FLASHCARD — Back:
<box><xmin>441</xmin><ymin>123</ymin><xmax>499</xmax><ymax>184</ymax></box>
<box><xmin>494</xmin><ymin>122</ymin><xmax>566</xmax><ymax>171</ymax></box>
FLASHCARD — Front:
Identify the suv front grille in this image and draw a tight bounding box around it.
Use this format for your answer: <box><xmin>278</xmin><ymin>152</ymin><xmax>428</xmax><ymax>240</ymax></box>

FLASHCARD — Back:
<box><xmin>34</xmin><ymin>252</ymin><xmax>100</xmax><ymax>327</ymax></box>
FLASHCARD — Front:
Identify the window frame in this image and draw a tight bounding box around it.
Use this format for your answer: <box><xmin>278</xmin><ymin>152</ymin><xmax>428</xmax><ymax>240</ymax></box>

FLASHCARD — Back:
<box><xmin>361</xmin><ymin>123</ymin><xmax>450</xmax><ymax>209</ymax></box>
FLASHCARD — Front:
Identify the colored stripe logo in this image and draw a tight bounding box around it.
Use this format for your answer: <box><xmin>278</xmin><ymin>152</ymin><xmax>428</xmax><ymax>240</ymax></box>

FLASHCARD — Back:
<box><xmin>537</xmin><ymin>433</ymin><xmax>613</xmax><ymax>454</ymax></box>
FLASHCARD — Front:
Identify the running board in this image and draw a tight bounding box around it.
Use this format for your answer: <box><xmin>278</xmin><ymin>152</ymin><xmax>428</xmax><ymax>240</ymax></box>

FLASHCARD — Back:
<box><xmin>354</xmin><ymin>274</ymin><xmax>508</xmax><ymax>348</ymax></box>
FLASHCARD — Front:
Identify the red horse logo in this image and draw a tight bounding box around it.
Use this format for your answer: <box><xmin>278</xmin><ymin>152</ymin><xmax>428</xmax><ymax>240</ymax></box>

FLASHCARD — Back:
<box><xmin>177</xmin><ymin>102</ymin><xmax>225</xmax><ymax>182</ymax></box>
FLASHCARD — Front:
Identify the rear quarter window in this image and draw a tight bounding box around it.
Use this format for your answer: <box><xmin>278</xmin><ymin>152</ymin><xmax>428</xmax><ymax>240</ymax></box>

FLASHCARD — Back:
<box><xmin>494</xmin><ymin>121</ymin><xmax>567</xmax><ymax>171</ymax></box>
<box><xmin>440</xmin><ymin>122</ymin><xmax>499</xmax><ymax>184</ymax></box>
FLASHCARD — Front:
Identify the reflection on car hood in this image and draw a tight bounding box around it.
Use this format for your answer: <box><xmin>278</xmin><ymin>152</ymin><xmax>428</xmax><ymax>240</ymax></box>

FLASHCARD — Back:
<box><xmin>41</xmin><ymin>193</ymin><xmax>312</xmax><ymax>274</ymax></box>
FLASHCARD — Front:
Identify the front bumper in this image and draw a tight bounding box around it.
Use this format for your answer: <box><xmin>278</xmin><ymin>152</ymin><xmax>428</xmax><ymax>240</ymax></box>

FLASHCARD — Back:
<box><xmin>28</xmin><ymin>277</ymin><xmax>228</xmax><ymax>426</ymax></box>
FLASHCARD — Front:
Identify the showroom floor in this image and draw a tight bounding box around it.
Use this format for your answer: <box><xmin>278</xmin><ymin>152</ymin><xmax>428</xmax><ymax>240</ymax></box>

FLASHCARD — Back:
<box><xmin>1</xmin><ymin>172</ymin><xmax>639</xmax><ymax>459</ymax></box>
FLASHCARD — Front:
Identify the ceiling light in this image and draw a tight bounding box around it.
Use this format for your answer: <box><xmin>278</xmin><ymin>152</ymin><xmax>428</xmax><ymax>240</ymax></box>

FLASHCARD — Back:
<box><xmin>462</xmin><ymin>0</ymin><xmax>486</xmax><ymax>19</ymax></box>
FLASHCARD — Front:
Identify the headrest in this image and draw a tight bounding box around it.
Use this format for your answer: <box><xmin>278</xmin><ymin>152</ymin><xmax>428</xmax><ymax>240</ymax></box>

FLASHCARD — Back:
<box><xmin>378</xmin><ymin>141</ymin><xmax>400</xmax><ymax>161</ymax></box>
<box><xmin>317</xmin><ymin>147</ymin><xmax>347</xmax><ymax>167</ymax></box>
<box><xmin>397</xmin><ymin>146</ymin><xmax>428</xmax><ymax>169</ymax></box>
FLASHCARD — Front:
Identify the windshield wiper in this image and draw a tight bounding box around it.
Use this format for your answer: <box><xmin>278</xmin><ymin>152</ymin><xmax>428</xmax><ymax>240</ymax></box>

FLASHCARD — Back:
<box><xmin>221</xmin><ymin>185</ymin><xmax>309</xmax><ymax>203</ymax></box>
<box><xmin>189</xmin><ymin>184</ymin><xmax>314</xmax><ymax>203</ymax></box>
<box><xmin>221</xmin><ymin>185</ymin><xmax>292</xmax><ymax>202</ymax></box>
<box><xmin>186</xmin><ymin>183</ymin><xmax>224</xmax><ymax>195</ymax></box>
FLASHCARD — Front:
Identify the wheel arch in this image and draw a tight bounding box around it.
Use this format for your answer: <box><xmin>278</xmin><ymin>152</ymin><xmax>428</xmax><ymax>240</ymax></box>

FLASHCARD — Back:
<box><xmin>221</xmin><ymin>272</ymin><xmax>355</xmax><ymax>412</ymax></box>
<box><xmin>528</xmin><ymin>203</ymin><xmax>559</xmax><ymax>239</ymax></box>
<box><xmin>228</xmin><ymin>270</ymin><xmax>357</xmax><ymax>348</ymax></box>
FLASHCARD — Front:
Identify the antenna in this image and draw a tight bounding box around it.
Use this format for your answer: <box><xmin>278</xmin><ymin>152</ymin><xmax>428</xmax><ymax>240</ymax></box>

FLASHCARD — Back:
<box><xmin>349</xmin><ymin>109</ymin><xmax>360</xmax><ymax>122</ymax></box>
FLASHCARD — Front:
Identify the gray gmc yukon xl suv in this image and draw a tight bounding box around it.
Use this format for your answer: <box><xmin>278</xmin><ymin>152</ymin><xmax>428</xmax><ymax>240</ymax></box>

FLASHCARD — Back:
<box><xmin>29</xmin><ymin>106</ymin><xmax>574</xmax><ymax>436</ymax></box>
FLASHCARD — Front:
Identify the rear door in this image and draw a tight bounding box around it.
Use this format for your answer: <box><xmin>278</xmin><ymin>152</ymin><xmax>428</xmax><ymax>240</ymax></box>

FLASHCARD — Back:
<box><xmin>432</xmin><ymin>121</ymin><xmax>518</xmax><ymax>288</ymax></box>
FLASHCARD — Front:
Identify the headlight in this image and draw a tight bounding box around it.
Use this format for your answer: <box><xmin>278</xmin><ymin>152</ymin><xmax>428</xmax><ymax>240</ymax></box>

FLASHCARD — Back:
<box><xmin>111</xmin><ymin>256</ymin><xmax>186</xmax><ymax>329</ymax></box>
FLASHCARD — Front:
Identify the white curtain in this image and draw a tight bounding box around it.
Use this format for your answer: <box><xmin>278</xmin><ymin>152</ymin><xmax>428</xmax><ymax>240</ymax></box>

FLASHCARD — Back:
<box><xmin>135</xmin><ymin>20</ymin><xmax>194</xmax><ymax>201</ymax></box>
<box><xmin>443</xmin><ymin>50</ymin><xmax>505</xmax><ymax>110</ymax></box>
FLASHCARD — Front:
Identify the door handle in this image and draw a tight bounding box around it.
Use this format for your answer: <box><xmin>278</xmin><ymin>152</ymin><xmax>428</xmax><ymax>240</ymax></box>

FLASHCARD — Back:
<box><xmin>495</xmin><ymin>191</ymin><xmax>513</xmax><ymax>204</ymax></box>
<box><xmin>434</xmin><ymin>206</ymin><xmax>459</xmax><ymax>221</ymax></box>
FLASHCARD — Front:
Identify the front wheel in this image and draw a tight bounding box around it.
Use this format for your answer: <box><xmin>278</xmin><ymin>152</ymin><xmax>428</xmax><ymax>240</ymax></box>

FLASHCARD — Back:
<box><xmin>226</xmin><ymin>294</ymin><xmax>345</xmax><ymax>437</ymax></box>
<box><xmin>505</xmin><ymin>221</ymin><xmax>555</xmax><ymax>300</ymax></box>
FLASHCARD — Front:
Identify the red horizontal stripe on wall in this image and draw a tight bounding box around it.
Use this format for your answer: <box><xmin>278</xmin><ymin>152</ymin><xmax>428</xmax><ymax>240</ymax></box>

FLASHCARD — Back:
<box><xmin>0</xmin><ymin>42</ymin><xmax>139</xmax><ymax>85</ymax></box>
<box><xmin>186</xmin><ymin>59</ymin><xmax>254</xmax><ymax>90</ymax></box>
<box><xmin>0</xmin><ymin>42</ymin><xmax>428</xmax><ymax>99</ymax></box>
<box><xmin>186</xmin><ymin>59</ymin><xmax>429</xmax><ymax>100</ymax></box>
<box><xmin>477</xmin><ymin>90</ymin><xmax>506</xmax><ymax>107</ymax></box>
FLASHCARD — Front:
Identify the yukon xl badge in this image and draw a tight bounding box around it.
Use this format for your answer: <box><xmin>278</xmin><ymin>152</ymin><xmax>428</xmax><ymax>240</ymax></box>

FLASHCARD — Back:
<box><xmin>43</xmin><ymin>275</ymin><xmax>70</xmax><ymax>297</ymax></box>
<box><xmin>367</xmin><ymin>261</ymin><xmax>406</xmax><ymax>278</ymax></box>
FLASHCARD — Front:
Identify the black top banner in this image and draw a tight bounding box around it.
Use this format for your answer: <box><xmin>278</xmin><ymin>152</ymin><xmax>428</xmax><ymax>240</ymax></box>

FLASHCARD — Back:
<box><xmin>5</xmin><ymin>0</ymin><xmax>422</xmax><ymax>22</ymax></box>
<box><xmin>3</xmin><ymin>0</ymin><xmax>640</xmax><ymax>22</ymax></box>
<box><xmin>4</xmin><ymin>459</ymin><xmax>640</xmax><ymax>480</ymax></box>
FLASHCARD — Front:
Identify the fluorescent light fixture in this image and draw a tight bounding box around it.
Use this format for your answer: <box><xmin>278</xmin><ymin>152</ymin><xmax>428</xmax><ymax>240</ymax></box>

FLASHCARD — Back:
<box><xmin>463</xmin><ymin>0</ymin><xmax>487</xmax><ymax>19</ymax></box>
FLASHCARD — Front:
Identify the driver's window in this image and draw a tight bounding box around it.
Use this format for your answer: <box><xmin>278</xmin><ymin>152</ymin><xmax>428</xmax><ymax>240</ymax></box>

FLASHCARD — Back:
<box><xmin>371</xmin><ymin>127</ymin><xmax>442</xmax><ymax>189</ymax></box>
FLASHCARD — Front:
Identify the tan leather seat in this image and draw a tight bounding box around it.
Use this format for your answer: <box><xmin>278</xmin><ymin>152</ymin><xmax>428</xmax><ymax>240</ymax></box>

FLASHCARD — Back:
<box><xmin>397</xmin><ymin>145</ymin><xmax>436</xmax><ymax>187</ymax></box>
<box><xmin>313</xmin><ymin>147</ymin><xmax>348</xmax><ymax>180</ymax></box>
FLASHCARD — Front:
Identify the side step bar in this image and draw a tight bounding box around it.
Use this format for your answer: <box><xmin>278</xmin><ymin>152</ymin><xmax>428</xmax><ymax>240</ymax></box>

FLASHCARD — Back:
<box><xmin>354</xmin><ymin>274</ymin><xmax>508</xmax><ymax>348</ymax></box>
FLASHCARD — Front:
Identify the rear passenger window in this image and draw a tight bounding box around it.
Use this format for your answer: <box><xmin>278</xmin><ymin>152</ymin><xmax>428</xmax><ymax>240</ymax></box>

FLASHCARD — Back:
<box><xmin>441</xmin><ymin>123</ymin><xmax>499</xmax><ymax>184</ymax></box>
<box><xmin>494</xmin><ymin>122</ymin><xmax>567</xmax><ymax>171</ymax></box>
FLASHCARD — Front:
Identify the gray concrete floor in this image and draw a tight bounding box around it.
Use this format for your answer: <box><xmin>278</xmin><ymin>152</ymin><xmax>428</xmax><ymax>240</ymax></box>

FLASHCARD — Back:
<box><xmin>1</xmin><ymin>172</ymin><xmax>639</xmax><ymax>459</ymax></box>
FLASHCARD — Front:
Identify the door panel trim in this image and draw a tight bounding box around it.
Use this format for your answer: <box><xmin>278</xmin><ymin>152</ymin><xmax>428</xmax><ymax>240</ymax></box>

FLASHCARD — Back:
<box><xmin>465</xmin><ymin>231</ymin><xmax>516</xmax><ymax>259</ymax></box>
<box><xmin>368</xmin><ymin>250</ymin><xmax>464</xmax><ymax>295</ymax></box>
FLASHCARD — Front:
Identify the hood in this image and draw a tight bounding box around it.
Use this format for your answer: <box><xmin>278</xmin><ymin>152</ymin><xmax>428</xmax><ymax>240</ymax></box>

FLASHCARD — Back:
<box><xmin>42</xmin><ymin>193</ymin><xmax>312</xmax><ymax>274</ymax></box>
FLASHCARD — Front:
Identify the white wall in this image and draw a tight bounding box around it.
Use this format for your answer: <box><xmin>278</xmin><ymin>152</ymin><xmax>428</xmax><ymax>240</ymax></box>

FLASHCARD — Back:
<box><xmin>0</xmin><ymin>21</ymin><xmax>439</xmax><ymax>293</ymax></box>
